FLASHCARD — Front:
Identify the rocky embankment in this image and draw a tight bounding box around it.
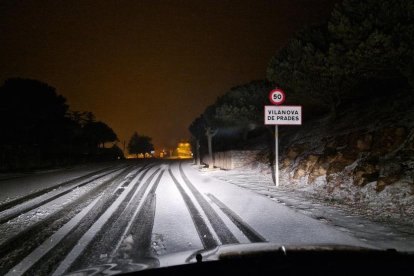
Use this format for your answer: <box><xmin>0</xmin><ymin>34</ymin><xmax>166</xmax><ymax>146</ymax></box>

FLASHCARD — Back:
<box><xmin>278</xmin><ymin>92</ymin><xmax>414</xmax><ymax>224</ymax></box>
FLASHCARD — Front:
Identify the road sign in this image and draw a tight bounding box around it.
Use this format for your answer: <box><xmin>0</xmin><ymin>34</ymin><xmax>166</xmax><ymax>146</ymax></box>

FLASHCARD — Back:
<box><xmin>264</xmin><ymin>105</ymin><xmax>302</xmax><ymax>125</ymax></box>
<box><xmin>268</xmin><ymin>88</ymin><xmax>286</xmax><ymax>105</ymax></box>
<box><xmin>265</xmin><ymin>89</ymin><xmax>302</xmax><ymax>187</ymax></box>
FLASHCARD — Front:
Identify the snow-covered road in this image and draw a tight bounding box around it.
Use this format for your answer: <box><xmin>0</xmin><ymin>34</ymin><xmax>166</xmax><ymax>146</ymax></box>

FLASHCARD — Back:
<box><xmin>0</xmin><ymin>160</ymin><xmax>369</xmax><ymax>275</ymax></box>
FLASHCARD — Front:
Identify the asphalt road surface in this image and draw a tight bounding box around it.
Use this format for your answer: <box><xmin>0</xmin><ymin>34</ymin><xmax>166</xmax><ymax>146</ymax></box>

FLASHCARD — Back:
<box><xmin>0</xmin><ymin>160</ymin><xmax>366</xmax><ymax>275</ymax></box>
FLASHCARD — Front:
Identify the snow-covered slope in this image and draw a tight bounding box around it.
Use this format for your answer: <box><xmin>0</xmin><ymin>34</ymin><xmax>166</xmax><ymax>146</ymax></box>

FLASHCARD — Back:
<box><xmin>226</xmin><ymin>92</ymin><xmax>414</xmax><ymax>225</ymax></box>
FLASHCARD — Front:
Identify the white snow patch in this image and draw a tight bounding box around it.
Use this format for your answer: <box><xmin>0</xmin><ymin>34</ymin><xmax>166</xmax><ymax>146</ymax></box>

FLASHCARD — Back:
<box><xmin>204</xmin><ymin>164</ymin><xmax>414</xmax><ymax>251</ymax></box>
<box><xmin>184</xmin><ymin>163</ymin><xmax>366</xmax><ymax>247</ymax></box>
<box><xmin>0</xmin><ymin>171</ymin><xmax>119</xmax><ymax>246</ymax></box>
<box><xmin>0</xmin><ymin>163</ymin><xmax>120</xmax><ymax>204</ymax></box>
<box><xmin>151</xmin><ymin>167</ymin><xmax>204</xmax><ymax>255</ymax></box>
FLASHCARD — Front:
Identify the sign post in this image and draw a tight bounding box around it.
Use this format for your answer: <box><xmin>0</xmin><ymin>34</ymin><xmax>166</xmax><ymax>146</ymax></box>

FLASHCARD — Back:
<box><xmin>265</xmin><ymin>89</ymin><xmax>302</xmax><ymax>187</ymax></box>
<box><xmin>275</xmin><ymin>124</ymin><xmax>279</xmax><ymax>187</ymax></box>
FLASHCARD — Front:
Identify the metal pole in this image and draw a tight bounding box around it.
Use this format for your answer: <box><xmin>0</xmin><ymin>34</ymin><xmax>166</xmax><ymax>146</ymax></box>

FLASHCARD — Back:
<box><xmin>275</xmin><ymin>125</ymin><xmax>279</xmax><ymax>187</ymax></box>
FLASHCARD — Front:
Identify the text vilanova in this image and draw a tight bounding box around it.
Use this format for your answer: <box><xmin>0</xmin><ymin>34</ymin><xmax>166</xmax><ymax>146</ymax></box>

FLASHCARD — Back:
<box><xmin>267</xmin><ymin>109</ymin><xmax>300</xmax><ymax>121</ymax></box>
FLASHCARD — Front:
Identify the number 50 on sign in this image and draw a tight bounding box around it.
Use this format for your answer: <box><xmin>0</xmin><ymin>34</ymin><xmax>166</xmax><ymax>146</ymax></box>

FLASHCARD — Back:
<box><xmin>268</xmin><ymin>89</ymin><xmax>286</xmax><ymax>105</ymax></box>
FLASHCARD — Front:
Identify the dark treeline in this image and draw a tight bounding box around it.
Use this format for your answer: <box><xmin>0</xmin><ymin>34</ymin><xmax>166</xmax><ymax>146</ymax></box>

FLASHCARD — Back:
<box><xmin>0</xmin><ymin>78</ymin><xmax>122</xmax><ymax>171</ymax></box>
<box><xmin>127</xmin><ymin>132</ymin><xmax>154</xmax><ymax>158</ymax></box>
<box><xmin>189</xmin><ymin>0</ymin><xmax>414</xmax><ymax>160</ymax></box>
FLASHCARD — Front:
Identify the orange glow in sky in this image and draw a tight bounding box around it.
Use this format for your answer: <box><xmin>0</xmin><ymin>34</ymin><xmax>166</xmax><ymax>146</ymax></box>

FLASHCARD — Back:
<box><xmin>0</xmin><ymin>0</ymin><xmax>339</xmax><ymax>150</ymax></box>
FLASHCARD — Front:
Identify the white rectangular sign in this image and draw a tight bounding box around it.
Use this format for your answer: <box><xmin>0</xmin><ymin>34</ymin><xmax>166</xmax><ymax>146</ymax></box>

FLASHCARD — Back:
<box><xmin>264</xmin><ymin>105</ymin><xmax>302</xmax><ymax>125</ymax></box>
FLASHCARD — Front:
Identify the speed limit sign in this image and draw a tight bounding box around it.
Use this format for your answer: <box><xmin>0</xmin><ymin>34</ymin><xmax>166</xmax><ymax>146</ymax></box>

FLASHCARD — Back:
<box><xmin>269</xmin><ymin>88</ymin><xmax>286</xmax><ymax>105</ymax></box>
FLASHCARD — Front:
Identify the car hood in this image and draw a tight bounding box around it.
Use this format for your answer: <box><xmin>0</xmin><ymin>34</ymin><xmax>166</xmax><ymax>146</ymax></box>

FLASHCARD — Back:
<box><xmin>64</xmin><ymin>242</ymin><xmax>405</xmax><ymax>275</ymax></box>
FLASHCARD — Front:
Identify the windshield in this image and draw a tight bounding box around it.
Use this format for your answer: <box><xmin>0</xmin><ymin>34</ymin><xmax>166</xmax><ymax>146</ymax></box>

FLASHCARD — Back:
<box><xmin>0</xmin><ymin>0</ymin><xmax>413</xmax><ymax>275</ymax></box>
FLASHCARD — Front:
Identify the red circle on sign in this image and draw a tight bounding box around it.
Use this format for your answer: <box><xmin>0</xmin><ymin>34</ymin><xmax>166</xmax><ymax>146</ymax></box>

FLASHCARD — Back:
<box><xmin>269</xmin><ymin>88</ymin><xmax>286</xmax><ymax>105</ymax></box>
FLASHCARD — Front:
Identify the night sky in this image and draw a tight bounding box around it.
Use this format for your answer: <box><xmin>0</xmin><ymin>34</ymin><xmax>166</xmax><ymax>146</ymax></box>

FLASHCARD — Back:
<box><xmin>0</xmin><ymin>0</ymin><xmax>338</xmax><ymax>151</ymax></box>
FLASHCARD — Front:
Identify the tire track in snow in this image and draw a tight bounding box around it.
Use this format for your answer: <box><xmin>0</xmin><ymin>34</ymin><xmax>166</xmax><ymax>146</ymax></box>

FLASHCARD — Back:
<box><xmin>48</xmin><ymin>166</ymin><xmax>162</xmax><ymax>276</ymax></box>
<box><xmin>69</xmin><ymin>164</ymin><xmax>157</xmax><ymax>269</ymax></box>
<box><xmin>5</xmin><ymin>195</ymin><xmax>102</xmax><ymax>276</ymax></box>
<box><xmin>178</xmin><ymin>163</ymin><xmax>238</xmax><ymax>245</ymax></box>
<box><xmin>112</xmin><ymin>170</ymin><xmax>165</xmax><ymax>269</ymax></box>
<box><xmin>0</xmin><ymin>165</ymin><xmax>137</xmax><ymax>275</ymax></box>
<box><xmin>0</xmin><ymin>165</ymin><xmax>128</xmax><ymax>224</ymax></box>
<box><xmin>108</xmin><ymin>169</ymin><xmax>164</xmax><ymax>261</ymax></box>
<box><xmin>168</xmin><ymin>168</ymin><xmax>218</xmax><ymax>250</ymax></box>
<box><xmin>24</xmin><ymin>164</ymin><xmax>150</xmax><ymax>276</ymax></box>
<box><xmin>0</xmin><ymin>165</ymin><xmax>121</xmax><ymax>212</ymax></box>
<box><xmin>207</xmin><ymin>193</ymin><xmax>266</xmax><ymax>243</ymax></box>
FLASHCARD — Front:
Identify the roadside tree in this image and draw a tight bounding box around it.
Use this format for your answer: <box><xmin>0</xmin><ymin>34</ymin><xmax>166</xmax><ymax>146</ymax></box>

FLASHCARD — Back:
<box><xmin>128</xmin><ymin>132</ymin><xmax>154</xmax><ymax>158</ymax></box>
